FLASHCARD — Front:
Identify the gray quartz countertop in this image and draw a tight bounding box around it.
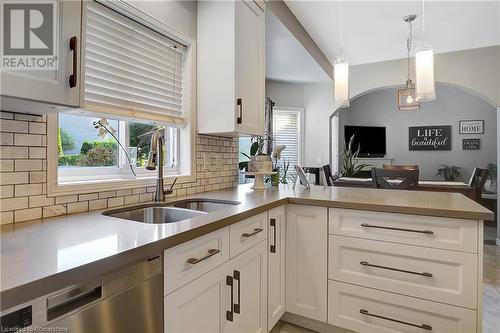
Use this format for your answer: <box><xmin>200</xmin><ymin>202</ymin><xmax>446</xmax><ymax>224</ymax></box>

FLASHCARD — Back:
<box><xmin>1</xmin><ymin>184</ymin><xmax>493</xmax><ymax>309</ymax></box>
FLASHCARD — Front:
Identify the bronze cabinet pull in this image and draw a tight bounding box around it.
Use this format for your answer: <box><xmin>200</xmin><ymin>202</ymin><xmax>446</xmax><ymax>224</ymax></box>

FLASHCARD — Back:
<box><xmin>233</xmin><ymin>270</ymin><xmax>241</xmax><ymax>314</ymax></box>
<box><xmin>226</xmin><ymin>276</ymin><xmax>234</xmax><ymax>322</ymax></box>
<box><xmin>270</xmin><ymin>218</ymin><xmax>277</xmax><ymax>253</ymax></box>
<box><xmin>186</xmin><ymin>249</ymin><xmax>220</xmax><ymax>264</ymax></box>
<box><xmin>242</xmin><ymin>228</ymin><xmax>263</xmax><ymax>238</ymax></box>
<box><xmin>236</xmin><ymin>98</ymin><xmax>242</xmax><ymax>124</ymax></box>
<box><xmin>69</xmin><ymin>36</ymin><xmax>78</xmax><ymax>88</ymax></box>
<box><xmin>360</xmin><ymin>223</ymin><xmax>434</xmax><ymax>235</ymax></box>
<box><xmin>360</xmin><ymin>309</ymin><xmax>432</xmax><ymax>330</ymax></box>
<box><xmin>360</xmin><ymin>261</ymin><xmax>433</xmax><ymax>277</ymax></box>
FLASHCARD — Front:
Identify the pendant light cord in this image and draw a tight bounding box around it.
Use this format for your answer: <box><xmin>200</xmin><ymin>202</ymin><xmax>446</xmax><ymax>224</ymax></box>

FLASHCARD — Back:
<box><xmin>422</xmin><ymin>0</ymin><xmax>426</xmax><ymax>43</ymax></box>
<box><xmin>407</xmin><ymin>19</ymin><xmax>412</xmax><ymax>81</ymax></box>
<box><xmin>339</xmin><ymin>0</ymin><xmax>343</xmax><ymax>59</ymax></box>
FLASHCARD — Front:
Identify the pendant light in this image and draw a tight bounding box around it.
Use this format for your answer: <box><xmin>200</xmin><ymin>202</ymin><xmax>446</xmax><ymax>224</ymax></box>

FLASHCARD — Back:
<box><xmin>415</xmin><ymin>0</ymin><xmax>436</xmax><ymax>101</ymax></box>
<box><xmin>334</xmin><ymin>0</ymin><xmax>349</xmax><ymax>107</ymax></box>
<box><xmin>398</xmin><ymin>14</ymin><xmax>420</xmax><ymax>111</ymax></box>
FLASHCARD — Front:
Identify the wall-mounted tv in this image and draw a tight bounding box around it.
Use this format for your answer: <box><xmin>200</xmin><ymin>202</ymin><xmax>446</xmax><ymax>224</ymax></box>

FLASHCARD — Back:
<box><xmin>344</xmin><ymin>125</ymin><xmax>386</xmax><ymax>158</ymax></box>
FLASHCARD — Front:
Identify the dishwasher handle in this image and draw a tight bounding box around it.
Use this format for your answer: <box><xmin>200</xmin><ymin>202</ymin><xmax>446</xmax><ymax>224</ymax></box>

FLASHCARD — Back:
<box><xmin>47</xmin><ymin>281</ymin><xmax>102</xmax><ymax>321</ymax></box>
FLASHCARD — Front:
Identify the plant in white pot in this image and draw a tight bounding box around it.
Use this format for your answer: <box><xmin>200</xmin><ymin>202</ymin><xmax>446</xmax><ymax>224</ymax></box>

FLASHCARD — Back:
<box><xmin>484</xmin><ymin>163</ymin><xmax>497</xmax><ymax>194</ymax></box>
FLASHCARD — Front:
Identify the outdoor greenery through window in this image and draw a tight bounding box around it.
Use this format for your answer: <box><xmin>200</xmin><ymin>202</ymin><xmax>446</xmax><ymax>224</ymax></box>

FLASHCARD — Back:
<box><xmin>58</xmin><ymin>113</ymin><xmax>178</xmax><ymax>181</ymax></box>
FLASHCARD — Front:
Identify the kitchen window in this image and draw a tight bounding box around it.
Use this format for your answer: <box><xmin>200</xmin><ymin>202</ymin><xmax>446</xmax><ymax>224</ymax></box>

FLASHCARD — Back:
<box><xmin>273</xmin><ymin>107</ymin><xmax>304</xmax><ymax>173</ymax></box>
<box><xmin>57</xmin><ymin>113</ymin><xmax>178</xmax><ymax>183</ymax></box>
<box><xmin>47</xmin><ymin>0</ymin><xmax>195</xmax><ymax>195</ymax></box>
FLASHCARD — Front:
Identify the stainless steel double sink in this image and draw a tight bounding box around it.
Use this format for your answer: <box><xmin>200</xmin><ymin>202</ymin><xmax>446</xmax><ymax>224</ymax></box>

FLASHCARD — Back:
<box><xmin>102</xmin><ymin>198</ymin><xmax>240</xmax><ymax>224</ymax></box>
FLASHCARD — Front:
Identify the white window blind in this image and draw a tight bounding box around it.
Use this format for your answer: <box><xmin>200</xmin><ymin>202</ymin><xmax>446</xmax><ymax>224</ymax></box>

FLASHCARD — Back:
<box><xmin>83</xmin><ymin>1</ymin><xmax>186</xmax><ymax>124</ymax></box>
<box><xmin>273</xmin><ymin>109</ymin><xmax>302</xmax><ymax>171</ymax></box>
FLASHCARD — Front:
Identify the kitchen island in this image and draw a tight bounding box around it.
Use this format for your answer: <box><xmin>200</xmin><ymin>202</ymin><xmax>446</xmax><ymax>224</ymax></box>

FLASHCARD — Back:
<box><xmin>1</xmin><ymin>184</ymin><xmax>493</xmax><ymax>333</ymax></box>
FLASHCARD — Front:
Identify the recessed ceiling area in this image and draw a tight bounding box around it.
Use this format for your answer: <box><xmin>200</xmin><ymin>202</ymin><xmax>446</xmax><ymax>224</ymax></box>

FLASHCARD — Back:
<box><xmin>265</xmin><ymin>11</ymin><xmax>331</xmax><ymax>83</ymax></box>
<box><xmin>285</xmin><ymin>0</ymin><xmax>500</xmax><ymax>66</ymax></box>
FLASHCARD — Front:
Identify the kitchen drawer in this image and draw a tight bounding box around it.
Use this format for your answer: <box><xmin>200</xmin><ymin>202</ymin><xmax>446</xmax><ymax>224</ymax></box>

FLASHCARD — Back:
<box><xmin>164</xmin><ymin>227</ymin><xmax>229</xmax><ymax>295</ymax></box>
<box><xmin>328</xmin><ymin>281</ymin><xmax>477</xmax><ymax>333</ymax></box>
<box><xmin>329</xmin><ymin>235</ymin><xmax>478</xmax><ymax>308</ymax></box>
<box><xmin>329</xmin><ymin>208</ymin><xmax>478</xmax><ymax>253</ymax></box>
<box><xmin>230</xmin><ymin>212</ymin><xmax>267</xmax><ymax>258</ymax></box>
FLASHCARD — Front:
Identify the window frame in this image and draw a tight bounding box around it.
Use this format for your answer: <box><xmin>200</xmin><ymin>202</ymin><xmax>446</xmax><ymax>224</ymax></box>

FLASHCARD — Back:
<box><xmin>56</xmin><ymin>115</ymin><xmax>180</xmax><ymax>183</ymax></box>
<box><xmin>46</xmin><ymin>0</ymin><xmax>197</xmax><ymax>196</ymax></box>
<box><xmin>272</xmin><ymin>106</ymin><xmax>305</xmax><ymax>167</ymax></box>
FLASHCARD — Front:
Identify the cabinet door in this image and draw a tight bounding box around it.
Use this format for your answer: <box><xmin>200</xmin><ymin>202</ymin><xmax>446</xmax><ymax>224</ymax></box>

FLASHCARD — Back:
<box><xmin>224</xmin><ymin>241</ymin><xmax>267</xmax><ymax>333</ymax></box>
<box><xmin>165</xmin><ymin>262</ymin><xmax>230</xmax><ymax>333</ymax></box>
<box><xmin>286</xmin><ymin>205</ymin><xmax>328</xmax><ymax>322</ymax></box>
<box><xmin>234</xmin><ymin>0</ymin><xmax>264</xmax><ymax>136</ymax></box>
<box><xmin>267</xmin><ymin>206</ymin><xmax>285</xmax><ymax>330</ymax></box>
<box><xmin>1</xmin><ymin>0</ymin><xmax>81</xmax><ymax>107</ymax></box>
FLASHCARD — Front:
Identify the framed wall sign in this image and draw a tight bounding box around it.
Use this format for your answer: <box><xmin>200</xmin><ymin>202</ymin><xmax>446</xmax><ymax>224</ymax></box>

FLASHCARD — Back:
<box><xmin>409</xmin><ymin>126</ymin><xmax>452</xmax><ymax>151</ymax></box>
<box><xmin>459</xmin><ymin>120</ymin><xmax>484</xmax><ymax>134</ymax></box>
<box><xmin>462</xmin><ymin>138</ymin><xmax>480</xmax><ymax>150</ymax></box>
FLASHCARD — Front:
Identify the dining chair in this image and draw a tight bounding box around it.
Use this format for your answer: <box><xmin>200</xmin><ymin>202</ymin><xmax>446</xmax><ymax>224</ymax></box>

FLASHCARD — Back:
<box><xmin>468</xmin><ymin>168</ymin><xmax>489</xmax><ymax>201</ymax></box>
<box><xmin>371</xmin><ymin>167</ymin><xmax>419</xmax><ymax>190</ymax></box>
<box><xmin>383</xmin><ymin>164</ymin><xmax>419</xmax><ymax>170</ymax></box>
<box><xmin>323</xmin><ymin>164</ymin><xmax>338</xmax><ymax>186</ymax></box>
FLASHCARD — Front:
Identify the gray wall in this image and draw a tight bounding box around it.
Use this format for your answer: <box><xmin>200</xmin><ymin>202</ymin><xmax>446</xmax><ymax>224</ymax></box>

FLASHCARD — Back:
<box><xmin>338</xmin><ymin>84</ymin><xmax>497</xmax><ymax>180</ymax></box>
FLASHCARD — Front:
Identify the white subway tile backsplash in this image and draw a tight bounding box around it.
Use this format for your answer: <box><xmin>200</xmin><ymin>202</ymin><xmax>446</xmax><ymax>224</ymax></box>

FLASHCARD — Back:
<box><xmin>0</xmin><ymin>112</ymin><xmax>238</xmax><ymax>224</ymax></box>
<box><xmin>14</xmin><ymin>133</ymin><xmax>42</xmax><ymax>146</ymax></box>
<box><xmin>15</xmin><ymin>207</ymin><xmax>42</xmax><ymax>222</ymax></box>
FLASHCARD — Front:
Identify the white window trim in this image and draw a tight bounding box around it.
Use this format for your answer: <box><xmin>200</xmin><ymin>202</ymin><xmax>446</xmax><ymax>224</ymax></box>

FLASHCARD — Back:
<box><xmin>273</xmin><ymin>105</ymin><xmax>305</xmax><ymax>166</ymax></box>
<box><xmin>47</xmin><ymin>1</ymin><xmax>197</xmax><ymax>196</ymax></box>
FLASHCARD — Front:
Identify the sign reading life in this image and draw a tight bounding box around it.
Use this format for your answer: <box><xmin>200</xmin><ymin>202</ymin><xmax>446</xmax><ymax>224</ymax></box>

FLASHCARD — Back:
<box><xmin>409</xmin><ymin>126</ymin><xmax>452</xmax><ymax>151</ymax></box>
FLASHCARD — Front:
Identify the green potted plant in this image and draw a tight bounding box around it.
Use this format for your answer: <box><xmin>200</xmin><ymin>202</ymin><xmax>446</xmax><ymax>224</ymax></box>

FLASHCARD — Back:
<box><xmin>270</xmin><ymin>145</ymin><xmax>288</xmax><ymax>186</ymax></box>
<box><xmin>436</xmin><ymin>164</ymin><xmax>462</xmax><ymax>181</ymax></box>
<box><xmin>484</xmin><ymin>163</ymin><xmax>497</xmax><ymax>193</ymax></box>
<box><xmin>246</xmin><ymin>135</ymin><xmax>273</xmax><ymax>172</ymax></box>
<box><xmin>339</xmin><ymin>134</ymin><xmax>369</xmax><ymax>177</ymax></box>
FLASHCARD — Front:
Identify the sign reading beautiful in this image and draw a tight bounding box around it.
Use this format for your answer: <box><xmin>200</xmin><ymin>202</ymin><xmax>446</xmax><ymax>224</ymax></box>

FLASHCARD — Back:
<box><xmin>408</xmin><ymin>126</ymin><xmax>452</xmax><ymax>151</ymax></box>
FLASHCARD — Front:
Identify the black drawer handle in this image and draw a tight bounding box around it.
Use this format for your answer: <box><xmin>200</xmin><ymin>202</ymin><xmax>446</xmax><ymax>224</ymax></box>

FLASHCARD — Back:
<box><xmin>360</xmin><ymin>309</ymin><xmax>432</xmax><ymax>331</ymax></box>
<box><xmin>270</xmin><ymin>218</ymin><xmax>277</xmax><ymax>253</ymax></box>
<box><xmin>242</xmin><ymin>228</ymin><xmax>263</xmax><ymax>238</ymax></box>
<box><xmin>236</xmin><ymin>98</ymin><xmax>242</xmax><ymax>124</ymax></box>
<box><xmin>69</xmin><ymin>36</ymin><xmax>77</xmax><ymax>88</ymax></box>
<box><xmin>187</xmin><ymin>249</ymin><xmax>220</xmax><ymax>264</ymax></box>
<box><xmin>233</xmin><ymin>270</ymin><xmax>241</xmax><ymax>314</ymax></box>
<box><xmin>226</xmin><ymin>275</ymin><xmax>233</xmax><ymax>322</ymax></box>
<box><xmin>360</xmin><ymin>261</ymin><xmax>433</xmax><ymax>277</ymax></box>
<box><xmin>361</xmin><ymin>223</ymin><xmax>434</xmax><ymax>235</ymax></box>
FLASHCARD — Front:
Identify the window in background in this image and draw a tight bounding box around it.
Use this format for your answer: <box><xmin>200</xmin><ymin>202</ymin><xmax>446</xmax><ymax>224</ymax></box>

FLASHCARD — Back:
<box><xmin>58</xmin><ymin>113</ymin><xmax>178</xmax><ymax>182</ymax></box>
<box><xmin>273</xmin><ymin>108</ymin><xmax>303</xmax><ymax>177</ymax></box>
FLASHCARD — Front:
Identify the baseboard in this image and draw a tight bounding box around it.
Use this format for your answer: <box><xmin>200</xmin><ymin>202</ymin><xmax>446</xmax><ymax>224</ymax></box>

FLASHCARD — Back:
<box><xmin>280</xmin><ymin>312</ymin><xmax>355</xmax><ymax>333</ymax></box>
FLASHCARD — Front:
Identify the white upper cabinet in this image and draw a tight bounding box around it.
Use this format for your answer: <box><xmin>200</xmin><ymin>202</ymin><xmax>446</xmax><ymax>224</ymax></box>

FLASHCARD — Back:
<box><xmin>1</xmin><ymin>0</ymin><xmax>82</xmax><ymax>113</ymax></box>
<box><xmin>197</xmin><ymin>0</ymin><xmax>265</xmax><ymax>136</ymax></box>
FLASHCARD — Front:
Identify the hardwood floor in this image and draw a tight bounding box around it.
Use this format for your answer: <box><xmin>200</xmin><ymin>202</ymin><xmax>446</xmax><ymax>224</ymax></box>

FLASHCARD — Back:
<box><xmin>278</xmin><ymin>244</ymin><xmax>500</xmax><ymax>333</ymax></box>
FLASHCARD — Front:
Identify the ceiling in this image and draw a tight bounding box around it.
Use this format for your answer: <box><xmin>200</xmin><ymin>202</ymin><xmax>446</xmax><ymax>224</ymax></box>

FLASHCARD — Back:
<box><xmin>265</xmin><ymin>11</ymin><xmax>331</xmax><ymax>83</ymax></box>
<box><xmin>285</xmin><ymin>1</ymin><xmax>500</xmax><ymax>66</ymax></box>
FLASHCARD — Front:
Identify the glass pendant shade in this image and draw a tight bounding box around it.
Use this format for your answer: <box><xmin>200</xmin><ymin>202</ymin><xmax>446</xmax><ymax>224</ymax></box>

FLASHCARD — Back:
<box><xmin>334</xmin><ymin>60</ymin><xmax>349</xmax><ymax>107</ymax></box>
<box><xmin>415</xmin><ymin>44</ymin><xmax>436</xmax><ymax>101</ymax></box>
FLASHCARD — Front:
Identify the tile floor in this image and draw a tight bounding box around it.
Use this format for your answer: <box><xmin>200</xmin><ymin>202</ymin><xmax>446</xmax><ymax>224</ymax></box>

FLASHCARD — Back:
<box><xmin>278</xmin><ymin>244</ymin><xmax>500</xmax><ymax>333</ymax></box>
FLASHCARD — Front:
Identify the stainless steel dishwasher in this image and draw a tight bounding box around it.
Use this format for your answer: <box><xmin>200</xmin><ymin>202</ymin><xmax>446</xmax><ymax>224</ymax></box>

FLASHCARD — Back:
<box><xmin>1</xmin><ymin>255</ymin><xmax>163</xmax><ymax>333</ymax></box>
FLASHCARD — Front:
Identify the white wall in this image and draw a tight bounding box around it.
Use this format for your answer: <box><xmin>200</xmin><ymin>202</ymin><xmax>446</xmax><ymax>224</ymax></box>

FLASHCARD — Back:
<box><xmin>126</xmin><ymin>0</ymin><xmax>197</xmax><ymax>39</ymax></box>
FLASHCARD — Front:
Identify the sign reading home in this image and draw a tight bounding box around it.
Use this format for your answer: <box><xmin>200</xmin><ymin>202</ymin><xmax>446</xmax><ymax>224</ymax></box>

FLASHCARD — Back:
<box><xmin>409</xmin><ymin>126</ymin><xmax>452</xmax><ymax>151</ymax></box>
<box><xmin>1</xmin><ymin>1</ymin><xmax>57</xmax><ymax>70</ymax></box>
<box><xmin>459</xmin><ymin>120</ymin><xmax>484</xmax><ymax>134</ymax></box>
<box><xmin>463</xmin><ymin>138</ymin><xmax>480</xmax><ymax>150</ymax></box>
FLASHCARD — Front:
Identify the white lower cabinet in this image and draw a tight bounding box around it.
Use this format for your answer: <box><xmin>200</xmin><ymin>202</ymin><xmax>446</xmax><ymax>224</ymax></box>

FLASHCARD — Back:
<box><xmin>267</xmin><ymin>206</ymin><xmax>285</xmax><ymax>331</ymax></box>
<box><xmin>328</xmin><ymin>281</ymin><xmax>477</xmax><ymax>333</ymax></box>
<box><xmin>285</xmin><ymin>205</ymin><xmax>328</xmax><ymax>322</ymax></box>
<box><xmin>165</xmin><ymin>241</ymin><xmax>267</xmax><ymax>333</ymax></box>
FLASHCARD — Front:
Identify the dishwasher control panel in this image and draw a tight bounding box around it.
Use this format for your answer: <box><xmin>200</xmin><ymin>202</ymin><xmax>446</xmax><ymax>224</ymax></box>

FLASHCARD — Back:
<box><xmin>0</xmin><ymin>306</ymin><xmax>32</xmax><ymax>331</ymax></box>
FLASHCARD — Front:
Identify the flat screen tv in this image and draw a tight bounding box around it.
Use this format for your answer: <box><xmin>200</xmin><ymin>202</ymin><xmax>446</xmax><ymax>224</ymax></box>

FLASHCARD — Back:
<box><xmin>344</xmin><ymin>125</ymin><xmax>386</xmax><ymax>158</ymax></box>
